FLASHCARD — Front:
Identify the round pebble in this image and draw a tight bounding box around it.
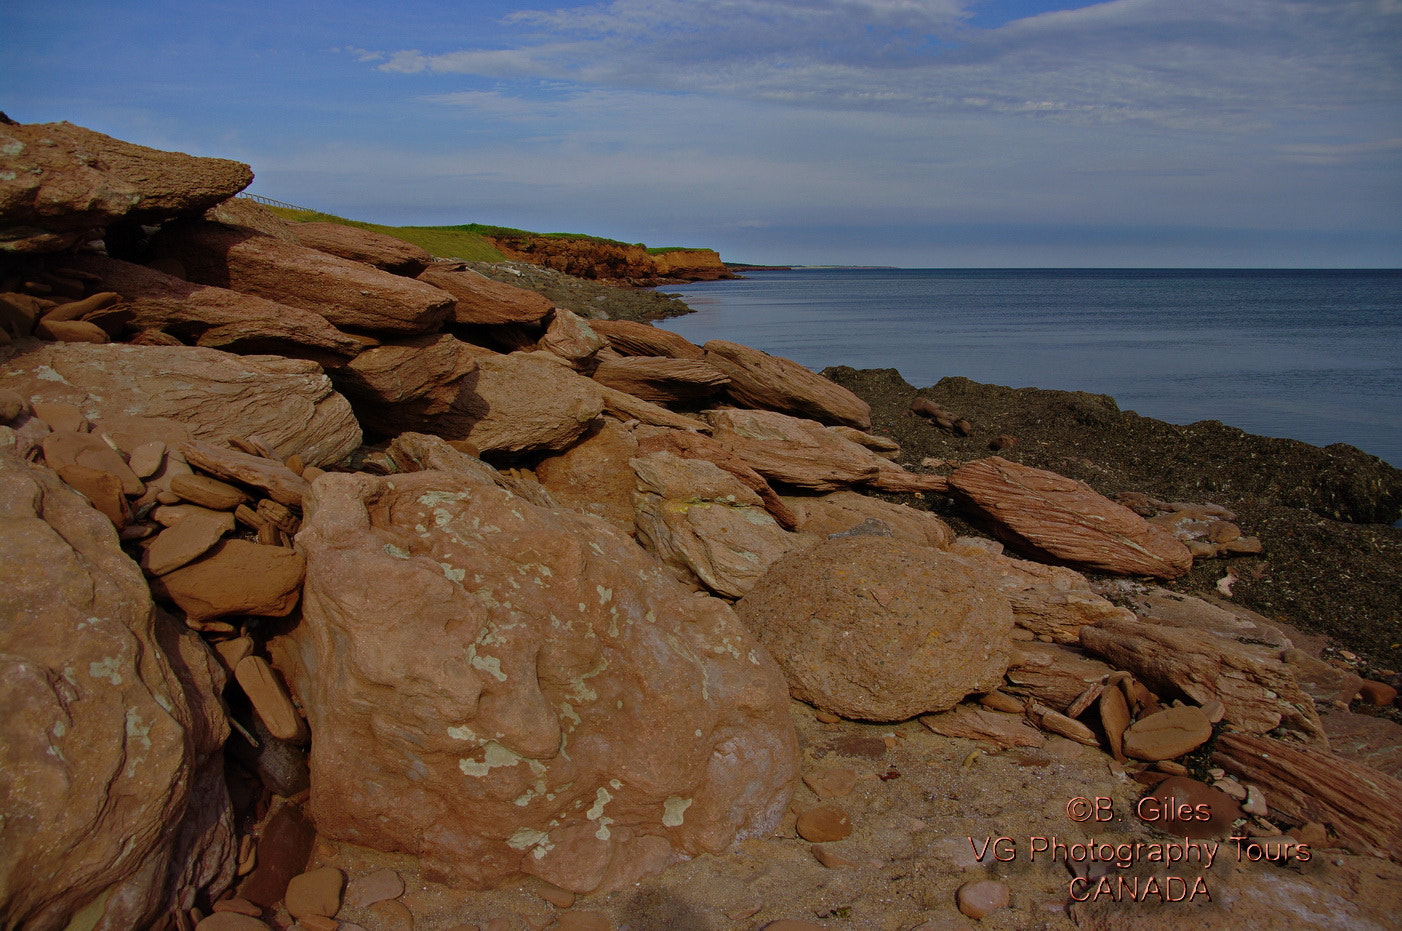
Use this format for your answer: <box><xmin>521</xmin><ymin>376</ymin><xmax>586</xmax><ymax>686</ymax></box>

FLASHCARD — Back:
<box><xmin>796</xmin><ymin>803</ymin><xmax>852</xmax><ymax>842</ymax></box>
<box><xmin>956</xmin><ymin>880</ymin><xmax>1011</xmax><ymax>919</ymax></box>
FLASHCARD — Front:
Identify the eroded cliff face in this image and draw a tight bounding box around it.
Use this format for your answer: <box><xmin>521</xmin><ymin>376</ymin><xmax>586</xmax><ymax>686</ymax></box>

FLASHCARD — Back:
<box><xmin>484</xmin><ymin>234</ymin><xmax>732</xmax><ymax>285</ymax></box>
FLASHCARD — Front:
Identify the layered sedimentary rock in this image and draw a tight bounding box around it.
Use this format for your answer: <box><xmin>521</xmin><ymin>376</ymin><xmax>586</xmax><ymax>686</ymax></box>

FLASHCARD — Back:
<box><xmin>418</xmin><ymin>263</ymin><xmax>555</xmax><ymax>326</ymax></box>
<box><xmin>949</xmin><ymin>456</ymin><xmax>1193</xmax><ymax>578</ymax></box>
<box><xmin>736</xmin><ymin>536</ymin><xmax>1013</xmax><ymax>721</ymax></box>
<box><xmin>592</xmin><ymin>356</ymin><xmax>730</xmax><ymax>404</ymax></box>
<box><xmin>704</xmin><ymin>340</ymin><xmax>871</xmax><ymax>429</ymax></box>
<box><xmin>152</xmin><ymin>222</ymin><xmax>454</xmax><ymax>335</ymax></box>
<box><xmin>0</xmin><ymin>341</ymin><xmax>361</xmax><ymax>466</ymax></box>
<box><xmin>276</xmin><ymin>469</ymin><xmax>798</xmax><ymax>893</ymax></box>
<box><xmin>288</xmin><ymin>221</ymin><xmax>432</xmax><ymax>276</ymax></box>
<box><xmin>0</xmin><ymin>453</ymin><xmax>234</xmax><ymax>929</ymax></box>
<box><xmin>590</xmin><ymin>319</ymin><xmax>704</xmax><ymax>360</ymax></box>
<box><xmin>0</xmin><ymin>118</ymin><xmax>252</xmax><ymax>252</ymax></box>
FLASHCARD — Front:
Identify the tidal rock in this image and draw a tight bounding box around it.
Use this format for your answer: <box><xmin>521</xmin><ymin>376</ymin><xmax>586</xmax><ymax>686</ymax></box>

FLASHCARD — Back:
<box><xmin>141</xmin><ymin>506</ymin><xmax>235</xmax><ymax>575</ymax></box>
<box><xmin>631</xmin><ymin>451</ymin><xmax>799</xmax><ymax>599</ymax></box>
<box><xmin>0</xmin><ymin>119</ymin><xmax>252</xmax><ymax>253</ymax></box>
<box><xmin>705</xmin><ymin>409</ymin><xmax>884</xmax><ymax>492</ymax></box>
<box><xmin>590</xmin><ymin>319</ymin><xmax>704</xmax><ymax>360</ymax></box>
<box><xmin>592</xmin><ymin>356</ymin><xmax>730</xmax><ymax>404</ymax></box>
<box><xmin>274</xmin><ymin>468</ymin><xmax>798</xmax><ymax>893</ymax></box>
<box><xmin>0</xmin><ymin>342</ymin><xmax>360</xmax><ymax>466</ymax></box>
<box><xmin>1001</xmin><ymin>642</ymin><xmax>1115</xmax><ymax>711</ymax></box>
<box><xmin>40</xmin><ymin>429</ymin><xmax>143</xmax><ymax>494</ymax></box>
<box><xmin>1135</xmin><ymin>776</ymin><xmax>1240</xmax><ymax>839</ymax></box>
<box><xmin>58</xmin><ymin>254</ymin><xmax>364</xmax><ymax>363</ymax></box>
<box><xmin>0</xmin><ymin>453</ymin><xmax>234</xmax><ymax>928</ymax></box>
<box><xmin>703</xmin><ymin>340</ymin><xmax>871</xmax><ymax>429</ymax></box>
<box><xmin>735</xmin><ymin>535</ymin><xmax>1013</xmax><ymax>721</ymax></box>
<box><xmin>284</xmin><ymin>866</ymin><xmax>344</xmax><ymax>919</ymax></box>
<box><xmin>153</xmin><ymin>222</ymin><xmax>453</xmax><ymax>334</ymax></box>
<box><xmin>1080</xmin><ymin>614</ymin><xmax>1325</xmax><ymax>741</ymax></box>
<box><xmin>949</xmin><ymin>457</ymin><xmax>1193</xmax><ymax>578</ymax></box>
<box><xmin>289</xmin><ymin>222</ymin><xmax>431</xmax><ymax>276</ymax></box>
<box><xmin>596</xmin><ymin>384</ymin><xmax>709</xmax><ymax>432</ymax></box>
<box><xmin>802</xmin><ymin>768</ymin><xmax>859</xmax><ymax>799</ymax></box>
<box><xmin>418</xmin><ymin>262</ymin><xmax>554</xmax><ymax>325</ymax></box>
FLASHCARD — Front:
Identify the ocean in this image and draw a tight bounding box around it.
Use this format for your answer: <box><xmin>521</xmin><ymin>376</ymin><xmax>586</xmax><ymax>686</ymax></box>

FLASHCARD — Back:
<box><xmin>655</xmin><ymin>268</ymin><xmax>1402</xmax><ymax>469</ymax></box>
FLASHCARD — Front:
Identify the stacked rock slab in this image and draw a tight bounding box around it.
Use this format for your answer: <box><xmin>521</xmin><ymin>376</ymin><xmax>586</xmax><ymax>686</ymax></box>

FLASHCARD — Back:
<box><xmin>276</xmin><ymin>467</ymin><xmax>798</xmax><ymax>893</ymax></box>
<box><xmin>0</xmin><ymin>453</ymin><xmax>234</xmax><ymax>930</ymax></box>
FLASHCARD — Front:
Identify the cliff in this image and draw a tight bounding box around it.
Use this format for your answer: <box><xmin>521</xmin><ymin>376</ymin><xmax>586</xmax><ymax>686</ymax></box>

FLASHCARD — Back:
<box><xmin>483</xmin><ymin>231</ymin><xmax>733</xmax><ymax>285</ymax></box>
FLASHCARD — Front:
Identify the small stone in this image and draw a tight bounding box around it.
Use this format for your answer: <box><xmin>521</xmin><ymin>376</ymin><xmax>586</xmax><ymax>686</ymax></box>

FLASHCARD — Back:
<box><xmin>1122</xmin><ymin>705</ymin><xmax>1213</xmax><ymax>762</ymax></box>
<box><xmin>1357</xmin><ymin>680</ymin><xmax>1399</xmax><ymax>706</ymax></box>
<box><xmin>1098</xmin><ymin>686</ymin><xmax>1131</xmax><ymax>761</ymax></box>
<box><xmin>236</xmin><ymin>656</ymin><xmax>308</xmax><ymax>743</ymax></box>
<box><xmin>214</xmin><ymin>636</ymin><xmax>256</xmax><ymax>675</ymax></box>
<box><xmin>1137</xmin><ymin>776</ymin><xmax>1241</xmax><ymax>839</ymax></box>
<box><xmin>43</xmin><ymin>429</ymin><xmax>143</xmax><ymax>494</ymax></box>
<box><xmin>1242</xmin><ymin>784</ymin><xmax>1269</xmax><ymax>817</ymax></box>
<box><xmin>212</xmin><ymin>898</ymin><xmax>264</xmax><ymax>917</ymax></box>
<box><xmin>344</xmin><ymin>868</ymin><xmax>405</xmax><ymax>908</ymax></box>
<box><xmin>535</xmin><ymin>880</ymin><xmax>575</xmax><ymax>908</ymax></box>
<box><xmin>1199</xmin><ymin>699</ymin><xmax>1226</xmax><ymax>723</ymax></box>
<box><xmin>196</xmin><ymin>915</ymin><xmax>271</xmax><ymax>931</ymax></box>
<box><xmin>55</xmin><ymin>464</ymin><xmax>129</xmax><ymax>528</ymax></box>
<box><xmin>128</xmin><ymin>440</ymin><xmax>167</xmax><ymax>479</ymax></box>
<box><xmin>36</xmin><ymin>318</ymin><xmax>109</xmax><ymax>343</ymax></box>
<box><xmin>977</xmin><ymin>691</ymin><xmax>1025</xmax><ymax>714</ymax></box>
<box><xmin>285</xmin><ymin>866</ymin><xmax>344</xmax><ymax>919</ymax></box>
<box><xmin>814</xmin><ymin>710</ymin><xmax>842</xmax><ymax>724</ymax></box>
<box><xmin>796</xmin><ymin>803</ymin><xmax>852</xmax><ymax>842</ymax></box>
<box><xmin>1155</xmin><ymin>760</ymin><xmax>1190</xmax><ymax>776</ymax></box>
<box><xmin>171</xmin><ymin>473</ymin><xmax>249</xmax><ymax>510</ymax></box>
<box><xmin>141</xmin><ymin>507</ymin><xmax>235</xmax><ymax>575</ymax></box>
<box><xmin>812</xmin><ymin>844</ymin><xmax>859</xmax><ymax>868</ymax></box>
<box><xmin>0</xmin><ymin>388</ymin><xmax>28</xmax><ymax>423</ymax></box>
<box><xmin>802</xmin><ymin>768</ymin><xmax>859</xmax><ymax>799</ymax></box>
<box><xmin>956</xmin><ymin>880</ymin><xmax>1011</xmax><ymax>919</ymax></box>
<box><xmin>31</xmin><ymin>401</ymin><xmax>89</xmax><ymax>433</ymax></box>
<box><xmin>157</xmin><ymin>539</ymin><xmax>304</xmax><ymax>622</ymax></box>
<box><xmin>295</xmin><ymin>917</ymin><xmax>339</xmax><ymax>931</ymax></box>
<box><xmin>367</xmin><ymin>899</ymin><xmax>415</xmax><ymax>931</ymax></box>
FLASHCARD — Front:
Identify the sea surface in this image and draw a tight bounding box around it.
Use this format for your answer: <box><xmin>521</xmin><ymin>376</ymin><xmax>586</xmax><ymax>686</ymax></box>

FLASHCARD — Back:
<box><xmin>656</xmin><ymin>268</ymin><xmax>1402</xmax><ymax>469</ymax></box>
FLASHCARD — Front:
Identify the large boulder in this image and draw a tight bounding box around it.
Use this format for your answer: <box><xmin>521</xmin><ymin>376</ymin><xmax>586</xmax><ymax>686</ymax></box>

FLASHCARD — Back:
<box><xmin>288</xmin><ymin>221</ymin><xmax>432</xmax><ymax>276</ymax></box>
<box><xmin>0</xmin><ymin>341</ymin><xmax>361</xmax><ymax>466</ymax></box>
<box><xmin>152</xmin><ymin>222</ymin><xmax>453</xmax><ymax>335</ymax></box>
<box><xmin>535</xmin><ymin>419</ymin><xmax>640</xmax><ymax>531</ymax></box>
<box><xmin>275</xmin><ymin>468</ymin><xmax>798</xmax><ymax>893</ymax></box>
<box><xmin>0</xmin><ymin>119</ymin><xmax>252</xmax><ymax>253</ymax></box>
<box><xmin>328</xmin><ymin>334</ymin><xmax>479</xmax><ymax>437</ymax></box>
<box><xmin>418</xmin><ymin>263</ymin><xmax>554</xmax><ymax>326</ymax></box>
<box><xmin>57</xmin><ymin>253</ymin><xmax>364</xmax><ymax>363</ymax></box>
<box><xmin>0</xmin><ymin>453</ymin><xmax>234</xmax><ymax>929</ymax></box>
<box><xmin>592</xmin><ymin>356</ymin><xmax>730</xmax><ymax>404</ymax></box>
<box><xmin>735</xmin><ymin>536</ymin><xmax>1014</xmax><ymax>721</ymax></box>
<box><xmin>631</xmin><ymin>451</ymin><xmax>799</xmax><ymax>599</ymax></box>
<box><xmin>703</xmin><ymin>340</ymin><xmax>871</xmax><ymax>429</ymax></box>
<box><xmin>705</xmin><ymin>408</ymin><xmax>885</xmax><ymax>491</ymax></box>
<box><xmin>949</xmin><ymin>457</ymin><xmax>1193</xmax><ymax>578</ymax></box>
<box><xmin>591</xmin><ymin>319</ymin><xmax>704</xmax><ymax>360</ymax></box>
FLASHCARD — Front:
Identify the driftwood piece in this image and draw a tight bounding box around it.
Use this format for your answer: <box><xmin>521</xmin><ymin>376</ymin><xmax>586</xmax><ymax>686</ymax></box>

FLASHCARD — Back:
<box><xmin>1213</xmin><ymin>732</ymin><xmax>1402</xmax><ymax>863</ymax></box>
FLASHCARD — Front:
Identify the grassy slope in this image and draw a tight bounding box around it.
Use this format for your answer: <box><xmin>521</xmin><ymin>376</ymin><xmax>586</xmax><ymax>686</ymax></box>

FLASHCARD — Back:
<box><xmin>264</xmin><ymin>207</ymin><xmax>704</xmax><ymax>260</ymax></box>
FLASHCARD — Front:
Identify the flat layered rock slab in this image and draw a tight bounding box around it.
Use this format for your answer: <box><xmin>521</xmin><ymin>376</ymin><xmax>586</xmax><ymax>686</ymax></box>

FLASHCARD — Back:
<box><xmin>1</xmin><ymin>118</ymin><xmax>252</xmax><ymax>252</ymax></box>
<box><xmin>949</xmin><ymin>456</ymin><xmax>1193</xmax><ymax>578</ymax></box>
<box><xmin>0</xmin><ymin>341</ymin><xmax>361</xmax><ymax>466</ymax></box>
<box><xmin>153</xmin><ymin>222</ymin><xmax>454</xmax><ymax>335</ymax></box>
<box><xmin>289</xmin><ymin>221</ymin><xmax>432</xmax><ymax>276</ymax></box>
<box><xmin>418</xmin><ymin>263</ymin><xmax>554</xmax><ymax>325</ymax></box>
<box><xmin>704</xmin><ymin>340</ymin><xmax>871</xmax><ymax>429</ymax></box>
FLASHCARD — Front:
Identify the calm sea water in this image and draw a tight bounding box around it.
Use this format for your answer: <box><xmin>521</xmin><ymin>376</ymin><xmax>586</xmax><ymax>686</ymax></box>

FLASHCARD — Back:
<box><xmin>657</xmin><ymin>268</ymin><xmax>1402</xmax><ymax>468</ymax></box>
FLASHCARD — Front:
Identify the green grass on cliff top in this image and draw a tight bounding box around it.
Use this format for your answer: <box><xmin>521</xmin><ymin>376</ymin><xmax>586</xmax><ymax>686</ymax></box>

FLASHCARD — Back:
<box><xmin>264</xmin><ymin>206</ymin><xmax>702</xmax><ymax>259</ymax></box>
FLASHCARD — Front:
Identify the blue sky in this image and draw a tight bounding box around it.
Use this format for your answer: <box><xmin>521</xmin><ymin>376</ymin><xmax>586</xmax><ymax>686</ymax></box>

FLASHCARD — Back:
<box><xmin>3</xmin><ymin>0</ymin><xmax>1400</xmax><ymax>266</ymax></box>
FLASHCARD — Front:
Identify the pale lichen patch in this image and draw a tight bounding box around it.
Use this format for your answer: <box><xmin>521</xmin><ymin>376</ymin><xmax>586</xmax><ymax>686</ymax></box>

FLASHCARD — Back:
<box><xmin>662</xmin><ymin>796</ymin><xmax>692</xmax><ymax>827</ymax></box>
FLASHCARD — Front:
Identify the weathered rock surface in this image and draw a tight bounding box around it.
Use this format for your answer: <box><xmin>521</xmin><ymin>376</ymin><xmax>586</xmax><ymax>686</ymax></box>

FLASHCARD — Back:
<box><xmin>1213</xmin><ymin>732</ymin><xmax>1402</xmax><ymax>863</ymax></box>
<box><xmin>0</xmin><ymin>119</ymin><xmax>253</xmax><ymax>252</ymax></box>
<box><xmin>418</xmin><ymin>263</ymin><xmax>554</xmax><ymax>326</ymax></box>
<box><xmin>0</xmin><ymin>341</ymin><xmax>361</xmax><ymax>466</ymax></box>
<box><xmin>288</xmin><ymin>222</ymin><xmax>432</xmax><ymax>276</ymax></box>
<box><xmin>1080</xmin><ymin>614</ymin><xmax>1325</xmax><ymax>741</ymax></box>
<box><xmin>1121</xmin><ymin>705</ymin><xmax>1213</xmax><ymax>761</ymax></box>
<box><xmin>590</xmin><ymin>319</ymin><xmax>703</xmax><ymax>360</ymax></box>
<box><xmin>735</xmin><ymin>536</ymin><xmax>1013</xmax><ymax>721</ymax></box>
<box><xmin>919</xmin><ymin>705</ymin><xmax>1045</xmax><ymax>750</ymax></box>
<box><xmin>0</xmin><ymin>453</ymin><xmax>234</xmax><ymax>929</ymax></box>
<box><xmin>152</xmin><ymin>222</ymin><xmax>454</xmax><ymax>334</ymax></box>
<box><xmin>703</xmin><ymin>340</ymin><xmax>872</xmax><ymax>429</ymax></box>
<box><xmin>57</xmin><ymin>253</ymin><xmax>364</xmax><ymax>363</ymax></box>
<box><xmin>535</xmin><ymin>308</ymin><xmax>604</xmax><ymax>369</ymax></box>
<box><xmin>426</xmin><ymin>351</ymin><xmax>604</xmax><ymax>455</ymax></box>
<box><xmin>1001</xmin><ymin>642</ymin><xmax>1115</xmax><ymax>711</ymax></box>
<box><xmin>781</xmin><ymin>491</ymin><xmax>953</xmax><ymax>550</ymax></box>
<box><xmin>275</xmin><ymin>468</ymin><xmax>798</xmax><ymax>893</ymax></box>
<box><xmin>636</xmin><ymin>427</ymin><xmax>795</xmax><ymax>529</ymax></box>
<box><xmin>632</xmin><ymin>451</ymin><xmax>799</xmax><ymax>599</ymax></box>
<box><xmin>154</xmin><ymin>539</ymin><xmax>305</xmax><ymax>623</ymax></box>
<box><xmin>592</xmin><ymin>356</ymin><xmax>729</xmax><ymax>404</ymax></box>
<box><xmin>329</xmin><ymin>334</ymin><xmax>479</xmax><ymax>436</ymax></box>
<box><xmin>535</xmin><ymin>420</ymin><xmax>639</xmax><ymax>531</ymax></box>
<box><xmin>180</xmin><ymin>440</ymin><xmax>310</xmax><ymax>508</ymax></box>
<box><xmin>705</xmin><ymin>409</ymin><xmax>884</xmax><ymax>492</ymax></box>
<box><xmin>949</xmin><ymin>457</ymin><xmax>1193</xmax><ymax>578</ymax></box>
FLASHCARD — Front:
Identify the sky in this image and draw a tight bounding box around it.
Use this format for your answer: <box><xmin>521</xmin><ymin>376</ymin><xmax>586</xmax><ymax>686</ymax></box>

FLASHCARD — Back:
<box><xmin>2</xmin><ymin>0</ymin><xmax>1400</xmax><ymax>267</ymax></box>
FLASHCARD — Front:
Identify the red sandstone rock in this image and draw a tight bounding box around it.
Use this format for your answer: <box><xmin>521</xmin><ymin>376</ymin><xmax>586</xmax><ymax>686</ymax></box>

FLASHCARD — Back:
<box><xmin>705</xmin><ymin>409</ymin><xmax>884</xmax><ymax>491</ymax></box>
<box><xmin>156</xmin><ymin>539</ymin><xmax>304</xmax><ymax>622</ymax></box>
<box><xmin>635</xmin><ymin>427</ymin><xmax>796</xmax><ymax>529</ymax></box>
<box><xmin>0</xmin><ymin>119</ymin><xmax>253</xmax><ymax>252</ymax></box>
<box><xmin>418</xmin><ymin>262</ymin><xmax>554</xmax><ymax>325</ymax></box>
<box><xmin>591</xmin><ymin>356</ymin><xmax>729</xmax><ymax>404</ymax></box>
<box><xmin>142</xmin><ymin>506</ymin><xmax>235</xmax><ymax>575</ymax></box>
<box><xmin>590</xmin><ymin>319</ymin><xmax>704</xmax><ymax>360</ymax></box>
<box><xmin>330</xmin><ymin>333</ymin><xmax>480</xmax><ymax>436</ymax></box>
<box><xmin>0</xmin><ymin>342</ymin><xmax>361</xmax><ymax>466</ymax></box>
<box><xmin>948</xmin><ymin>457</ymin><xmax>1193</xmax><ymax>578</ymax></box>
<box><xmin>290</xmin><ymin>222</ymin><xmax>431</xmax><ymax>276</ymax></box>
<box><xmin>735</xmin><ymin>536</ymin><xmax>1013</xmax><ymax>721</ymax></box>
<box><xmin>703</xmin><ymin>339</ymin><xmax>872</xmax><ymax>429</ymax></box>
<box><xmin>918</xmin><ymin>705</ymin><xmax>1045</xmax><ymax>751</ymax></box>
<box><xmin>181</xmin><ymin>440</ymin><xmax>311</xmax><ymax>509</ymax></box>
<box><xmin>0</xmin><ymin>454</ymin><xmax>235</xmax><ymax>928</ymax></box>
<box><xmin>781</xmin><ymin>490</ymin><xmax>953</xmax><ymax>550</ymax></box>
<box><xmin>535</xmin><ymin>419</ymin><xmax>640</xmax><ymax>531</ymax></box>
<box><xmin>153</xmin><ymin>221</ymin><xmax>453</xmax><ymax>334</ymax></box>
<box><xmin>795</xmin><ymin>804</ymin><xmax>852</xmax><ymax>842</ymax></box>
<box><xmin>536</xmin><ymin>308</ymin><xmax>604</xmax><ymax>368</ymax></box>
<box><xmin>1122</xmin><ymin>705</ymin><xmax>1213</xmax><ymax>761</ymax></box>
<box><xmin>956</xmin><ymin>880</ymin><xmax>1011</xmax><ymax>919</ymax></box>
<box><xmin>275</xmin><ymin>467</ymin><xmax>797</xmax><ymax>893</ymax></box>
<box><xmin>1136</xmin><ymin>776</ymin><xmax>1241</xmax><ymax>839</ymax></box>
<box><xmin>58</xmin><ymin>253</ymin><xmax>364</xmax><ymax>363</ymax></box>
<box><xmin>284</xmin><ymin>866</ymin><xmax>344</xmax><ymax>919</ymax></box>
